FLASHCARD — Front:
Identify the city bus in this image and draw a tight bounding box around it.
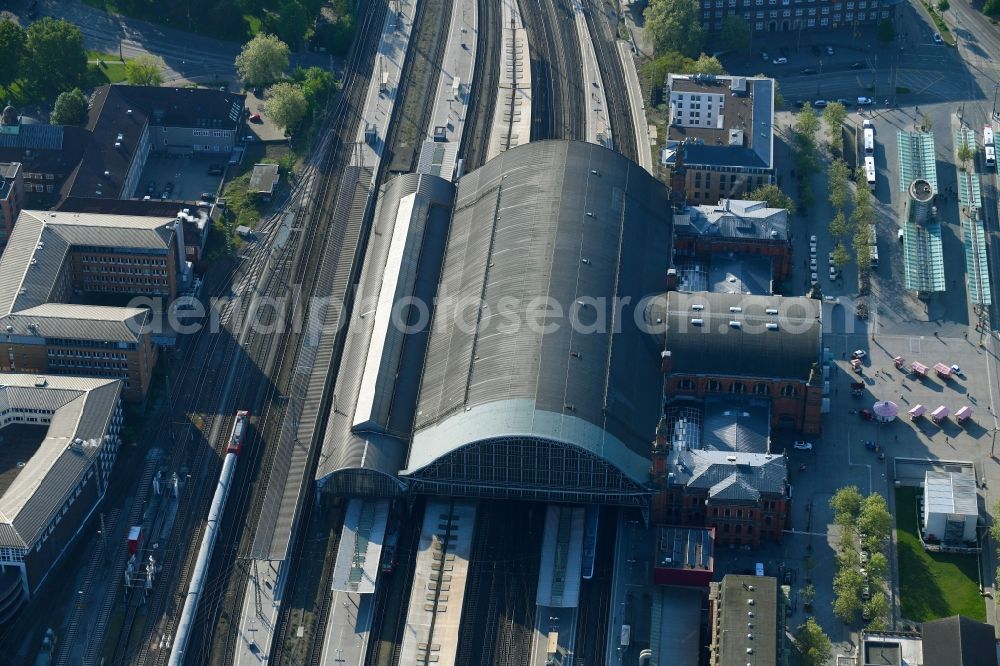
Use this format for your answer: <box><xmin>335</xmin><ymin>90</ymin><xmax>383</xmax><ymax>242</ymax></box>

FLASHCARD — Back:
<box><xmin>864</xmin><ymin>155</ymin><xmax>876</xmax><ymax>191</ymax></box>
<box><xmin>863</xmin><ymin>127</ymin><xmax>875</xmax><ymax>155</ymax></box>
<box><xmin>985</xmin><ymin>126</ymin><xmax>996</xmax><ymax>169</ymax></box>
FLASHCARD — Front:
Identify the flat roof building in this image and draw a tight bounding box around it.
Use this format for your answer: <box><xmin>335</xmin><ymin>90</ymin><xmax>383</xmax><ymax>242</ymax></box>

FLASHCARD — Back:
<box><xmin>709</xmin><ymin>574</ymin><xmax>787</xmax><ymax>666</ymax></box>
<box><xmin>923</xmin><ymin>470</ymin><xmax>978</xmax><ymax>545</ymax></box>
<box><xmin>653</xmin><ymin>525</ymin><xmax>714</xmax><ymax>586</ymax></box>
<box><xmin>249</xmin><ymin>163</ymin><xmax>280</xmax><ymax>200</ymax></box>
<box><xmin>0</xmin><ymin>374</ymin><xmax>123</xmax><ymax>622</ymax></box>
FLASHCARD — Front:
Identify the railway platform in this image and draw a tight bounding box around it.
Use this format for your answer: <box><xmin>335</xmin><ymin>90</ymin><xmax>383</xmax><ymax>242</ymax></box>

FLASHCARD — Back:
<box><xmin>487</xmin><ymin>0</ymin><xmax>531</xmax><ymax>161</ymax></box>
<box><xmin>398</xmin><ymin>499</ymin><xmax>476</xmax><ymax>666</ymax></box>
<box><xmin>416</xmin><ymin>0</ymin><xmax>478</xmax><ymax>180</ymax></box>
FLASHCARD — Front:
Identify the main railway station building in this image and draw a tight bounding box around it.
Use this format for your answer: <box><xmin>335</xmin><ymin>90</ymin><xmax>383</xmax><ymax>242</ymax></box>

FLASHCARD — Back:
<box><xmin>315</xmin><ymin>140</ymin><xmax>821</xmax><ymax>534</ymax></box>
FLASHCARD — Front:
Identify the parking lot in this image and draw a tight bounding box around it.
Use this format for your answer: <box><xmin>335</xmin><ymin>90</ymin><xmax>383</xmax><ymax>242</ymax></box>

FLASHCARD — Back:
<box><xmin>133</xmin><ymin>153</ymin><xmax>228</xmax><ymax>202</ymax></box>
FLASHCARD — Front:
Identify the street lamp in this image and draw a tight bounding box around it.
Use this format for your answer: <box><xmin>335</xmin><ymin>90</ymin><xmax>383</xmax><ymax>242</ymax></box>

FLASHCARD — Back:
<box><xmin>989</xmin><ymin>426</ymin><xmax>1000</xmax><ymax>458</ymax></box>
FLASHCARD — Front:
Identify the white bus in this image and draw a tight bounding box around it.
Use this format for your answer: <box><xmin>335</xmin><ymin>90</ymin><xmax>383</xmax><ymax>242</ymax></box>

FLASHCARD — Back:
<box><xmin>985</xmin><ymin>126</ymin><xmax>996</xmax><ymax>168</ymax></box>
<box><xmin>864</xmin><ymin>155</ymin><xmax>876</xmax><ymax>191</ymax></box>
<box><xmin>863</xmin><ymin>127</ymin><xmax>875</xmax><ymax>155</ymax></box>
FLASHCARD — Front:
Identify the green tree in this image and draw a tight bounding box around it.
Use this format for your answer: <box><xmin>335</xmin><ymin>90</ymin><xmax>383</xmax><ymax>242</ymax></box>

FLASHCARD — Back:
<box><xmin>957</xmin><ymin>142</ymin><xmax>974</xmax><ymax>170</ymax></box>
<box><xmin>0</xmin><ymin>20</ymin><xmax>28</xmax><ymax>88</ymax></box>
<box><xmin>830</xmin><ymin>485</ymin><xmax>864</xmax><ymax>525</ymax></box>
<box><xmin>794</xmin><ymin>618</ymin><xmax>833</xmax><ymax>666</ymax></box>
<box><xmin>828</xmin><ymin>159</ymin><xmax>851</xmax><ymax>210</ymax></box>
<box><xmin>864</xmin><ymin>590</ymin><xmax>890</xmax><ymax>630</ymax></box>
<box><xmin>858</xmin><ymin>493</ymin><xmax>892</xmax><ymax>550</ymax></box>
<box><xmin>747</xmin><ymin>183</ymin><xmax>795</xmax><ymax>213</ymax></box>
<box><xmin>937</xmin><ymin>0</ymin><xmax>950</xmax><ymax>10</ymax></box>
<box><xmin>690</xmin><ymin>53</ymin><xmax>727</xmax><ymax>75</ymax></box>
<box><xmin>26</xmin><ymin>18</ymin><xmax>87</xmax><ymax>96</ymax></box>
<box><xmin>291</xmin><ymin>66</ymin><xmax>336</xmax><ymax>109</ymax></box>
<box><xmin>830</xmin><ymin>211</ymin><xmax>849</xmax><ymax>237</ymax></box>
<box><xmin>644</xmin><ymin>0</ymin><xmax>704</xmax><ymax>57</ymax></box>
<box><xmin>855</xmin><ymin>223</ymin><xmax>874</xmax><ymax>271</ymax></box>
<box><xmin>832</xmin><ymin>241</ymin><xmax>852</xmax><ymax>268</ymax></box>
<box><xmin>719</xmin><ymin>16</ymin><xmax>751</xmax><ymax>54</ymax></box>
<box><xmin>801</xmin><ymin>583</ymin><xmax>816</xmax><ymax>608</ymax></box>
<box><xmin>275</xmin><ymin>0</ymin><xmax>309</xmax><ymax>49</ymax></box>
<box><xmin>796</xmin><ymin>103</ymin><xmax>821</xmax><ymax>141</ymax></box>
<box><xmin>833</xmin><ymin>566</ymin><xmax>865</xmax><ymax>621</ymax></box>
<box><xmin>264</xmin><ymin>81</ymin><xmax>308</xmax><ymax>132</ymax></box>
<box><xmin>125</xmin><ymin>54</ymin><xmax>165</xmax><ymax>87</ymax></box>
<box><xmin>50</xmin><ymin>88</ymin><xmax>88</xmax><ymax>125</ymax></box>
<box><xmin>235</xmin><ymin>33</ymin><xmax>291</xmax><ymax>88</ymax></box>
<box><xmin>921</xmin><ymin>112</ymin><xmax>933</xmax><ymax>131</ymax></box>
<box><xmin>877</xmin><ymin>18</ymin><xmax>896</xmax><ymax>42</ymax></box>
<box><xmin>986</xmin><ymin>0</ymin><xmax>1000</xmax><ymax>15</ymax></box>
<box><xmin>867</xmin><ymin>551</ymin><xmax>889</xmax><ymax>582</ymax></box>
<box><xmin>823</xmin><ymin>102</ymin><xmax>848</xmax><ymax>154</ymax></box>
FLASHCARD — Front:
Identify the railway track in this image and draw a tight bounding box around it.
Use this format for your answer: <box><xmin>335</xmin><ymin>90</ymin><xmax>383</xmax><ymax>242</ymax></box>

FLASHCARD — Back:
<box><xmin>461</xmin><ymin>0</ymin><xmax>501</xmax><ymax>169</ymax></box>
<box><xmin>582</xmin><ymin>0</ymin><xmax>637</xmax><ymax>162</ymax></box>
<box><xmin>387</xmin><ymin>0</ymin><xmax>455</xmax><ymax>174</ymax></box>
<box><xmin>453</xmin><ymin>501</ymin><xmax>542</xmax><ymax>666</ymax></box>
<box><xmin>572</xmin><ymin>506</ymin><xmax>616</xmax><ymax>666</ymax></box>
<box><xmin>521</xmin><ymin>0</ymin><xmax>584</xmax><ymax>140</ymax></box>
<box><xmin>106</xmin><ymin>0</ymin><xmax>392</xmax><ymax>659</ymax></box>
<box><xmin>364</xmin><ymin>498</ymin><xmax>423</xmax><ymax>666</ymax></box>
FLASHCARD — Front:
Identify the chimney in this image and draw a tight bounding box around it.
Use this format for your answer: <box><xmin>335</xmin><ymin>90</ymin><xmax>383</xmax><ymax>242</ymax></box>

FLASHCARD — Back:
<box><xmin>661</xmin><ymin>350</ymin><xmax>672</xmax><ymax>373</ymax></box>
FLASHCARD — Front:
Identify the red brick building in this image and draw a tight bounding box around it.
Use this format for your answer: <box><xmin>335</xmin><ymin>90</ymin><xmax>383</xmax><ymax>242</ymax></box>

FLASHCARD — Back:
<box><xmin>673</xmin><ymin>198</ymin><xmax>792</xmax><ymax>283</ymax></box>
<box><xmin>659</xmin><ymin>291</ymin><xmax>824</xmax><ymax>434</ymax></box>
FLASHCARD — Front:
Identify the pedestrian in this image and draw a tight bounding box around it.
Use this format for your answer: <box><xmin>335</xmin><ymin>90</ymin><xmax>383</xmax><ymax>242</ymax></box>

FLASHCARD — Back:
<box><xmin>945</xmin><ymin>436</ymin><xmax>949</xmax><ymax>444</ymax></box>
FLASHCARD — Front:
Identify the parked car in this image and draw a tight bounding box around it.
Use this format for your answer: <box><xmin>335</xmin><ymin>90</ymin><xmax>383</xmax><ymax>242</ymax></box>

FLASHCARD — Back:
<box><xmin>852</xmin><ymin>349</ymin><xmax>867</xmax><ymax>359</ymax></box>
<box><xmin>793</xmin><ymin>441</ymin><xmax>813</xmax><ymax>450</ymax></box>
<box><xmin>857</xmin><ymin>96</ymin><xmax>874</xmax><ymax>105</ymax></box>
<box><xmin>933</xmin><ymin>33</ymin><xmax>943</xmax><ymax>44</ymax></box>
<box><xmin>813</xmin><ymin>99</ymin><xmax>829</xmax><ymax>108</ymax></box>
<box><xmin>836</xmin><ymin>98</ymin><xmax>854</xmax><ymax>107</ymax></box>
<box><xmin>826</xmin><ymin>45</ymin><xmax>834</xmax><ymax>55</ymax></box>
<box><xmin>951</xmin><ymin>364</ymin><xmax>962</xmax><ymax>376</ymax></box>
<box><xmin>249</xmin><ymin>113</ymin><xmax>262</xmax><ymax>123</ymax></box>
<box><xmin>773</xmin><ymin>57</ymin><xmax>788</xmax><ymax>65</ymax></box>
<box><xmin>860</xmin><ymin>409</ymin><xmax>874</xmax><ymax>420</ymax></box>
<box><xmin>146</xmin><ymin>181</ymin><xmax>156</xmax><ymax>195</ymax></box>
<box><xmin>762</xmin><ymin>51</ymin><xmax>770</xmax><ymax>61</ymax></box>
<box><xmin>200</xmin><ymin>193</ymin><xmax>216</xmax><ymax>203</ymax></box>
<box><xmin>829</xmin><ymin>266</ymin><xmax>839</xmax><ymax>279</ymax></box>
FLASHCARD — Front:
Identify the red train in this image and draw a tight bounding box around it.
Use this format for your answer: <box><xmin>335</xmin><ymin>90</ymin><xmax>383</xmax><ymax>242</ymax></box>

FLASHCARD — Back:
<box><xmin>227</xmin><ymin>410</ymin><xmax>250</xmax><ymax>455</ymax></box>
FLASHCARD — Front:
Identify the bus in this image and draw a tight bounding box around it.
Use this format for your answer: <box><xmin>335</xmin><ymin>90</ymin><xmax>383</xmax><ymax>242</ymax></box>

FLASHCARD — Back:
<box><xmin>985</xmin><ymin>126</ymin><xmax>996</xmax><ymax>169</ymax></box>
<box><xmin>863</xmin><ymin>127</ymin><xmax>875</xmax><ymax>155</ymax></box>
<box><xmin>864</xmin><ymin>155</ymin><xmax>876</xmax><ymax>191</ymax></box>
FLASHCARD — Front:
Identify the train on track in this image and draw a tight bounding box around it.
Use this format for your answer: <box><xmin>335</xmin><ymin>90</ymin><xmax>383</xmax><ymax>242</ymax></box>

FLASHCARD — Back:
<box><xmin>167</xmin><ymin>410</ymin><xmax>250</xmax><ymax>666</ymax></box>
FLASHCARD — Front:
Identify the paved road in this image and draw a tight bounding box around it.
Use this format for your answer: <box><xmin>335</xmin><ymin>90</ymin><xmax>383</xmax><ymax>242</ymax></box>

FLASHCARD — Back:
<box><xmin>26</xmin><ymin>0</ymin><xmax>335</xmax><ymax>85</ymax></box>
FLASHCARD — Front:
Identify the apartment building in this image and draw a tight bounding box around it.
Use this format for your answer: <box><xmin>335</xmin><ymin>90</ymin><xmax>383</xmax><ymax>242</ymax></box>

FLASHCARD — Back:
<box><xmin>698</xmin><ymin>0</ymin><xmax>893</xmax><ymax>34</ymax></box>
<box><xmin>662</xmin><ymin>74</ymin><xmax>775</xmax><ymax>204</ymax></box>
<box><xmin>0</xmin><ymin>163</ymin><xmax>24</xmax><ymax>249</ymax></box>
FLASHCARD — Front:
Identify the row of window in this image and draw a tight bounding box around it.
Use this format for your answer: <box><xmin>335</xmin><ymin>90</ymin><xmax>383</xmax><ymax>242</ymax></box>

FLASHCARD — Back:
<box><xmin>705</xmin><ymin>0</ymin><xmax>875</xmax><ymax>6</ymax></box>
<box><xmin>48</xmin><ymin>365</ymin><xmax>132</xmax><ymax>388</ymax></box>
<box><xmin>674</xmin><ymin>378</ymin><xmax>800</xmax><ymax>396</ymax></box>
<box><xmin>43</xmin><ymin>339</ymin><xmax>136</xmax><ymax>350</ymax></box>
<box><xmin>22</xmin><ymin>172</ymin><xmax>55</xmax><ymax>181</ymax></box>
<box><xmin>190</xmin><ymin>129</ymin><xmax>232</xmax><ymax>137</ymax></box>
<box><xmin>25</xmin><ymin>184</ymin><xmax>55</xmax><ymax>193</ymax></box>
<box><xmin>80</xmin><ymin>256</ymin><xmax>168</xmax><ymax>266</ymax></box>
<box><xmin>48</xmin><ymin>349</ymin><xmax>129</xmax><ymax>359</ymax></box>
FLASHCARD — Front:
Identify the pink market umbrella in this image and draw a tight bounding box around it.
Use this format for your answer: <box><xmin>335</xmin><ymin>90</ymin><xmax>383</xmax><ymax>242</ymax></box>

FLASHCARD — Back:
<box><xmin>872</xmin><ymin>400</ymin><xmax>899</xmax><ymax>421</ymax></box>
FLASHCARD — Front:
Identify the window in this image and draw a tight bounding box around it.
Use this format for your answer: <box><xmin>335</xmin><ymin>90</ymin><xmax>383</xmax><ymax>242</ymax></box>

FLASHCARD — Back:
<box><xmin>821</xmin><ymin>16</ymin><xmax>829</xmax><ymax>24</ymax></box>
<box><xmin>780</xmin><ymin>384</ymin><xmax>798</xmax><ymax>397</ymax></box>
<box><xmin>677</xmin><ymin>379</ymin><xmax>696</xmax><ymax>391</ymax></box>
<box><xmin>754</xmin><ymin>383</ymin><xmax>771</xmax><ymax>396</ymax></box>
<box><xmin>730</xmin><ymin>382</ymin><xmax>746</xmax><ymax>394</ymax></box>
<box><xmin>770</xmin><ymin>9</ymin><xmax>777</xmax><ymax>16</ymax></box>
